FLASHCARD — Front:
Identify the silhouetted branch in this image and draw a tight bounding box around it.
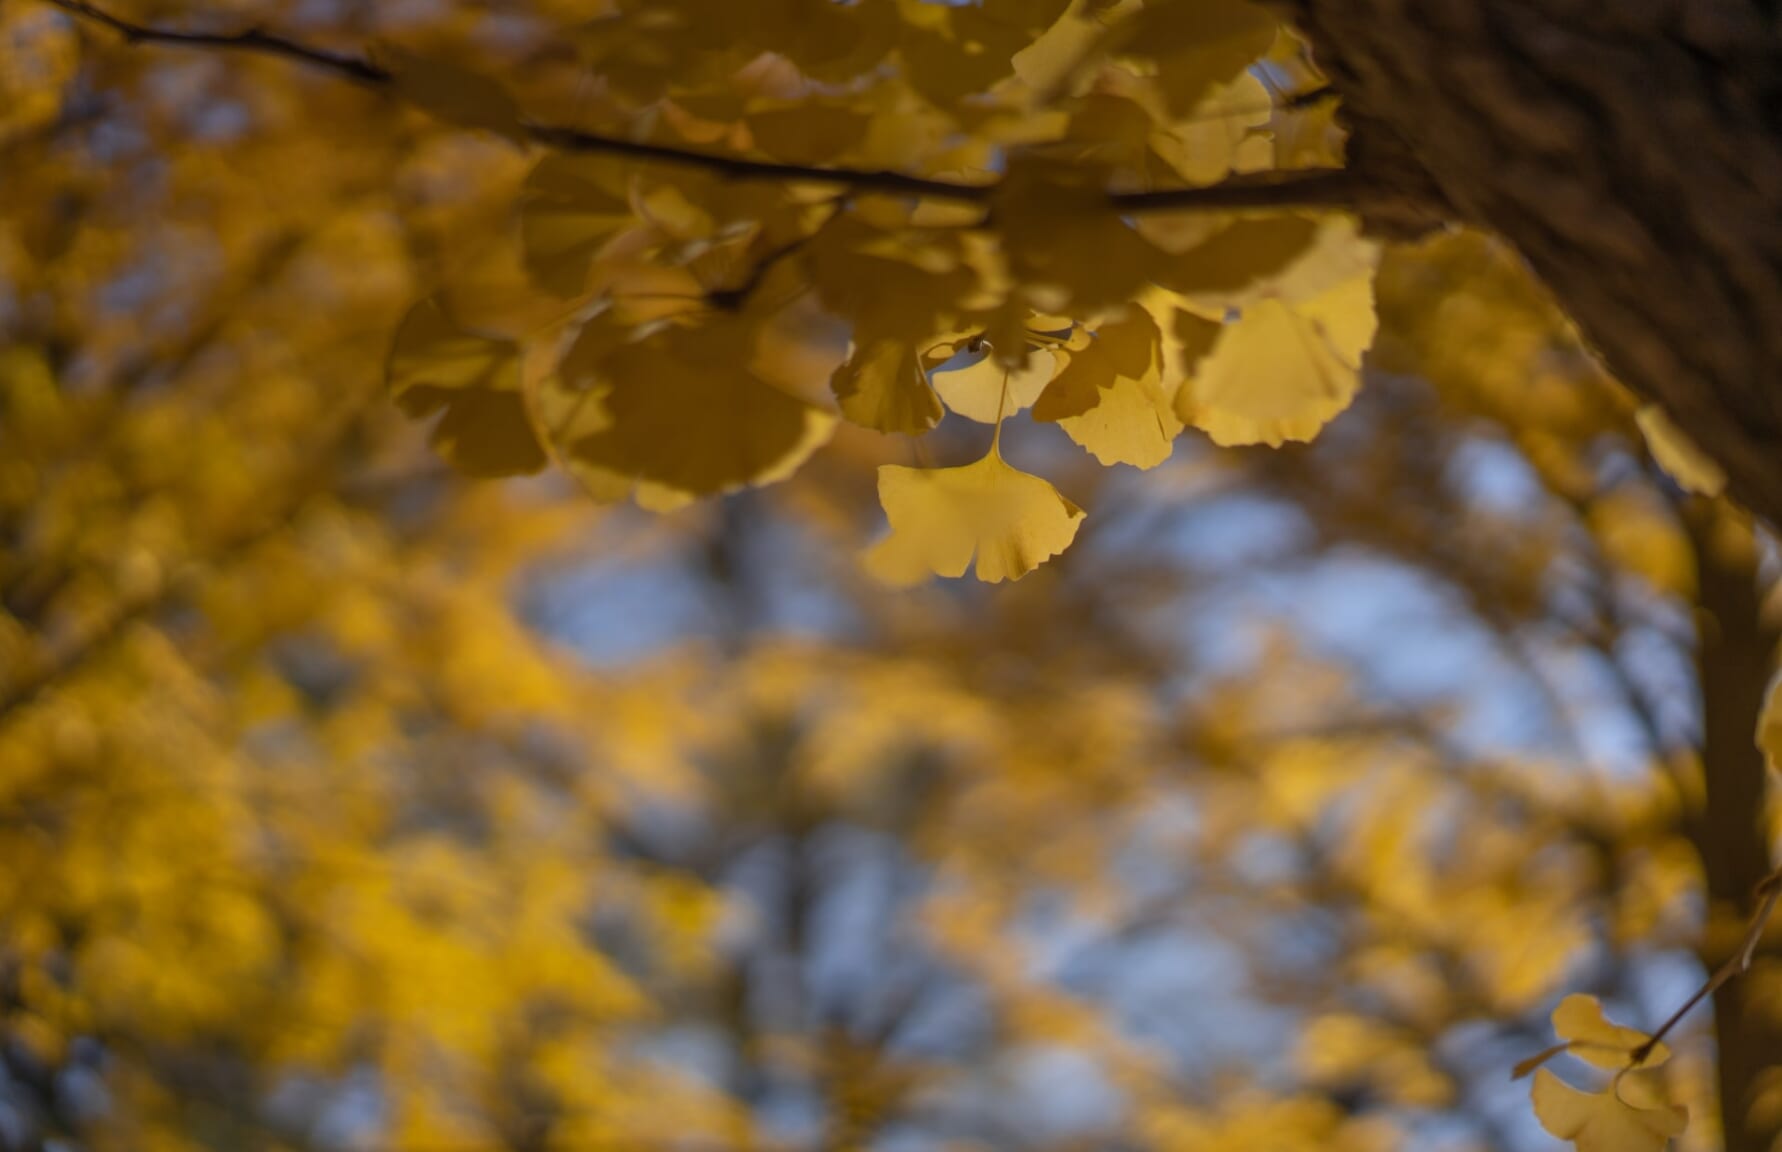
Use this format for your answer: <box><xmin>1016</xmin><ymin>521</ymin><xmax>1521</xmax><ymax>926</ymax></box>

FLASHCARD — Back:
<box><xmin>1110</xmin><ymin>168</ymin><xmax>1357</xmax><ymax>213</ymax></box>
<box><xmin>45</xmin><ymin>0</ymin><xmax>390</xmax><ymax>83</ymax></box>
<box><xmin>47</xmin><ymin>0</ymin><xmax>1359</xmax><ymax>215</ymax></box>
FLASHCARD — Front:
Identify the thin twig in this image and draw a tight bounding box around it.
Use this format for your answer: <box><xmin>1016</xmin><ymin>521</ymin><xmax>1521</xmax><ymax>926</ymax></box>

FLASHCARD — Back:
<box><xmin>707</xmin><ymin>236</ymin><xmax>815</xmax><ymax>312</ymax></box>
<box><xmin>44</xmin><ymin>0</ymin><xmax>389</xmax><ymax>83</ymax></box>
<box><xmin>1630</xmin><ymin>866</ymin><xmax>1782</xmax><ymax>1065</ymax></box>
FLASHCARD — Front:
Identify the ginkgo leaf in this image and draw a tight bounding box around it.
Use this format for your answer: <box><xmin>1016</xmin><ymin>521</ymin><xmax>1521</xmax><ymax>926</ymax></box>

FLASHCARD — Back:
<box><xmin>1011</xmin><ymin>2</ymin><xmax>1105</xmax><ymax>92</ymax></box>
<box><xmin>769</xmin><ymin>0</ymin><xmax>896</xmax><ymax>80</ymax></box>
<box><xmin>1531</xmin><ymin>1069</ymin><xmax>1686</xmax><ymax>1152</ymax></box>
<box><xmin>745</xmin><ymin>103</ymin><xmax>870</xmax><ymax>164</ymax></box>
<box><xmin>382</xmin><ymin>47</ymin><xmax>525</xmax><ymax>140</ymax></box>
<box><xmin>1150</xmin><ymin>214</ymin><xmax>1321</xmax><ymax>290</ymax></box>
<box><xmin>553</xmin><ymin>317</ymin><xmax>834</xmax><ymax>495</ymax></box>
<box><xmin>1135</xmin><ymin>290</ymin><xmax>1223</xmax><ymax>384</ymax></box>
<box><xmin>897</xmin><ymin>0</ymin><xmax>1071</xmax><ymax>105</ymax></box>
<box><xmin>1054</xmin><ymin>370</ymin><xmax>1181</xmax><ymax>468</ymax></box>
<box><xmin>1050</xmin><ymin>91</ymin><xmax>1170</xmax><ymax>188</ymax></box>
<box><xmin>866</xmin><ymin>449</ymin><xmax>1084</xmax><ymax>584</ymax></box>
<box><xmin>1155</xmin><ymin>71</ymin><xmax>1275</xmax><ymax>185</ymax></box>
<box><xmin>929</xmin><ymin>342</ymin><xmax>1058</xmax><ymax>424</ymax></box>
<box><xmin>832</xmin><ymin>334</ymin><xmax>947</xmax><ymax>435</ymax></box>
<box><xmin>1177</xmin><ymin>276</ymin><xmax>1376</xmax><ymax>447</ymax></box>
<box><xmin>519</xmin><ymin>156</ymin><xmax>636</xmax><ymax>297</ymax></box>
<box><xmin>386</xmin><ymin>298</ymin><xmax>545</xmax><ymax>477</ymax></box>
<box><xmin>1552</xmin><ymin>994</ymin><xmax>1669</xmax><ymax>1069</ymax></box>
<box><xmin>1157</xmin><ymin>214</ymin><xmax>1379</xmax><ymax>316</ymax></box>
<box><xmin>807</xmin><ymin>206</ymin><xmax>986</xmax><ymax>433</ymax></box>
<box><xmin>1109</xmin><ymin>0</ymin><xmax>1276</xmax><ymax>115</ymax></box>
<box><xmin>991</xmin><ymin>155</ymin><xmax>1161</xmax><ymax>313</ymax></box>
<box><xmin>1033</xmin><ymin>309</ymin><xmax>1180</xmax><ymax>468</ymax></box>
<box><xmin>1635</xmin><ymin>405</ymin><xmax>1727</xmax><ymax>497</ymax></box>
<box><xmin>1033</xmin><ymin>308</ymin><xmax>1156</xmax><ymax>422</ymax></box>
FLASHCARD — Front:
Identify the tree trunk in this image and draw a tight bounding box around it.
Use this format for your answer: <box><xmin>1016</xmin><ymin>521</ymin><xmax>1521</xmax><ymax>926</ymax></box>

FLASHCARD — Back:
<box><xmin>1278</xmin><ymin>0</ymin><xmax>1782</xmax><ymax>525</ymax></box>
<box><xmin>1684</xmin><ymin>502</ymin><xmax>1780</xmax><ymax>1152</ymax></box>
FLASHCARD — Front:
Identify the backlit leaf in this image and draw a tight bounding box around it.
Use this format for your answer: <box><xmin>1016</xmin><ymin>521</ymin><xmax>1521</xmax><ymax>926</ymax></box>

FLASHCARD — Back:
<box><xmin>1110</xmin><ymin>0</ymin><xmax>1276</xmax><ymax>115</ymax></box>
<box><xmin>1033</xmin><ymin>308</ymin><xmax>1179</xmax><ymax>467</ymax></box>
<box><xmin>552</xmin><ymin>317</ymin><xmax>834</xmax><ymax>496</ymax></box>
<box><xmin>386</xmin><ymin>299</ymin><xmax>546</xmax><ymax>477</ymax></box>
<box><xmin>746</xmin><ymin>103</ymin><xmax>871</xmax><ymax>164</ymax></box>
<box><xmin>866</xmin><ymin>447</ymin><xmax>1084</xmax><ymax>584</ymax></box>
<box><xmin>1531</xmin><ymin>1070</ymin><xmax>1685</xmax><ymax>1152</ymax></box>
<box><xmin>1552</xmin><ymin>994</ymin><xmax>1669</xmax><ymax>1070</ymax></box>
<box><xmin>930</xmin><ymin>342</ymin><xmax>1059</xmax><ymax>424</ymax></box>
<box><xmin>832</xmin><ymin>333</ymin><xmax>947</xmax><ymax>435</ymax></box>
<box><xmin>519</xmin><ymin>156</ymin><xmax>637</xmax><ymax>297</ymax></box>
<box><xmin>991</xmin><ymin>155</ymin><xmax>1161</xmax><ymax>313</ymax></box>
<box><xmin>1177</xmin><ymin>275</ymin><xmax>1377</xmax><ymax>447</ymax></box>
<box><xmin>383</xmin><ymin>47</ymin><xmax>526</xmax><ymax>140</ymax></box>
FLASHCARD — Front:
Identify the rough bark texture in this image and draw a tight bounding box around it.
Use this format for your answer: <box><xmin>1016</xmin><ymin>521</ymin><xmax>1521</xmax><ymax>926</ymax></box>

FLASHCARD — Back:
<box><xmin>1686</xmin><ymin>504</ymin><xmax>1782</xmax><ymax>1152</ymax></box>
<box><xmin>1278</xmin><ymin>0</ymin><xmax>1782</xmax><ymax>525</ymax></box>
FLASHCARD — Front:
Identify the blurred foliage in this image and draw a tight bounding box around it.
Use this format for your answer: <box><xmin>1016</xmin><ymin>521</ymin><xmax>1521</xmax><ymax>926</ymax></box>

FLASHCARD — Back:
<box><xmin>3</xmin><ymin>2</ymin><xmax>1781</xmax><ymax>1152</ymax></box>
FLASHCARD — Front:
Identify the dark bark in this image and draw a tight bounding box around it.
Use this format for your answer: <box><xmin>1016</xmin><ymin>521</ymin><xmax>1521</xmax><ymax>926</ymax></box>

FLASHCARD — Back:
<box><xmin>1684</xmin><ymin>503</ymin><xmax>1780</xmax><ymax>1152</ymax></box>
<box><xmin>1279</xmin><ymin>0</ymin><xmax>1782</xmax><ymax>526</ymax></box>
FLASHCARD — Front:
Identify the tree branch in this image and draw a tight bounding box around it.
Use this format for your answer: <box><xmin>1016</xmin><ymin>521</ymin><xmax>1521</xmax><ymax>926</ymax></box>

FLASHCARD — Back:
<box><xmin>45</xmin><ymin>0</ymin><xmax>1359</xmax><ymax>215</ymax></box>
<box><xmin>525</xmin><ymin>125</ymin><xmax>990</xmax><ymax>202</ymax></box>
<box><xmin>44</xmin><ymin>0</ymin><xmax>390</xmax><ymax>84</ymax></box>
<box><xmin>1110</xmin><ymin>168</ymin><xmax>1359</xmax><ymax>213</ymax></box>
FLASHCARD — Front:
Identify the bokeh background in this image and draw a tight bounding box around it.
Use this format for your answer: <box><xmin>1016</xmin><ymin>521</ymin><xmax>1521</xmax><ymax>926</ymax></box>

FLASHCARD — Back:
<box><xmin>3</xmin><ymin>2</ymin><xmax>1780</xmax><ymax>1151</ymax></box>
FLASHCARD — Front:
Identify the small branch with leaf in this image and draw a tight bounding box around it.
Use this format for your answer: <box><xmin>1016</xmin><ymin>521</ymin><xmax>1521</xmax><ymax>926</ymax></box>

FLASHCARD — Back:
<box><xmin>1513</xmin><ymin>865</ymin><xmax>1782</xmax><ymax>1152</ymax></box>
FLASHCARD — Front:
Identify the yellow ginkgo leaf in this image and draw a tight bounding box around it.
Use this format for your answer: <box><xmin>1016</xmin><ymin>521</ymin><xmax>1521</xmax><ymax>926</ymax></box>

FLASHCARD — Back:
<box><xmin>1108</xmin><ymin>0</ymin><xmax>1276</xmax><ymax>115</ymax></box>
<box><xmin>1054</xmin><ymin>370</ymin><xmax>1180</xmax><ymax>469</ymax></box>
<box><xmin>554</xmin><ymin>318</ymin><xmax>833</xmax><ymax>496</ymax></box>
<box><xmin>519</xmin><ymin>156</ymin><xmax>636</xmax><ymax>297</ymax></box>
<box><xmin>1635</xmin><ymin>405</ymin><xmax>1727</xmax><ymax>497</ymax></box>
<box><xmin>382</xmin><ymin>47</ymin><xmax>525</xmax><ymax>140</ymax></box>
<box><xmin>1531</xmin><ymin>1069</ymin><xmax>1686</xmax><ymax>1152</ymax></box>
<box><xmin>832</xmin><ymin>333</ymin><xmax>946</xmax><ymax>436</ymax></box>
<box><xmin>1151</xmin><ymin>214</ymin><xmax>1318</xmax><ymax>292</ymax></box>
<box><xmin>1552</xmin><ymin>994</ymin><xmax>1670</xmax><ymax>1069</ymax></box>
<box><xmin>930</xmin><ymin>343</ymin><xmax>1058</xmax><ymax>424</ymax></box>
<box><xmin>1177</xmin><ymin>275</ymin><xmax>1377</xmax><ymax>447</ymax></box>
<box><xmin>866</xmin><ymin>448</ymin><xmax>1084</xmax><ymax>584</ymax></box>
<box><xmin>896</xmin><ymin>0</ymin><xmax>1069</xmax><ymax>105</ymax></box>
<box><xmin>1155</xmin><ymin>72</ymin><xmax>1274</xmax><ymax>186</ymax></box>
<box><xmin>386</xmin><ymin>298</ymin><xmax>545</xmax><ymax>477</ymax></box>
<box><xmin>745</xmin><ymin>102</ymin><xmax>870</xmax><ymax>164</ymax></box>
<box><xmin>1033</xmin><ymin>309</ymin><xmax>1179</xmax><ymax>468</ymax></box>
<box><xmin>991</xmin><ymin>155</ymin><xmax>1161</xmax><ymax>313</ymax></box>
<box><xmin>807</xmin><ymin>206</ymin><xmax>984</xmax><ymax>433</ymax></box>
